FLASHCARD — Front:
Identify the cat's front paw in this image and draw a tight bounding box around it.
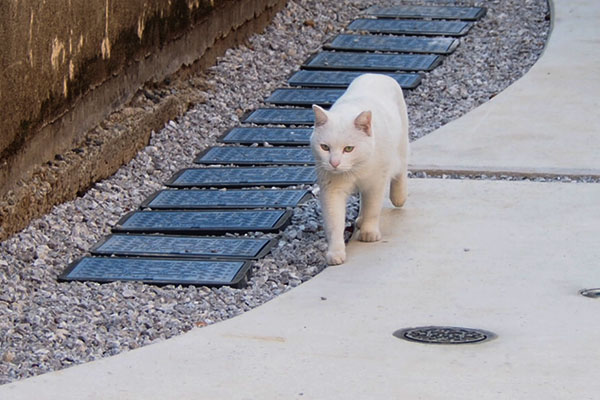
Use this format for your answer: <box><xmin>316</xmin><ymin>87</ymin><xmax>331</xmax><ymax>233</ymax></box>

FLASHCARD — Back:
<box><xmin>358</xmin><ymin>229</ymin><xmax>382</xmax><ymax>242</ymax></box>
<box><xmin>326</xmin><ymin>249</ymin><xmax>346</xmax><ymax>265</ymax></box>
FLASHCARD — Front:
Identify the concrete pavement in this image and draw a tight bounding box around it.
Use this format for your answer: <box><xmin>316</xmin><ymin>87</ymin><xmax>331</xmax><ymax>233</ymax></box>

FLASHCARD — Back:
<box><xmin>2</xmin><ymin>0</ymin><xmax>600</xmax><ymax>398</ymax></box>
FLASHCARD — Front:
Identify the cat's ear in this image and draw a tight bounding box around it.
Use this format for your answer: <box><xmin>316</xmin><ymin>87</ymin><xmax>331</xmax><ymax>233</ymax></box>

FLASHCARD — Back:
<box><xmin>354</xmin><ymin>110</ymin><xmax>372</xmax><ymax>136</ymax></box>
<box><xmin>312</xmin><ymin>104</ymin><xmax>329</xmax><ymax>127</ymax></box>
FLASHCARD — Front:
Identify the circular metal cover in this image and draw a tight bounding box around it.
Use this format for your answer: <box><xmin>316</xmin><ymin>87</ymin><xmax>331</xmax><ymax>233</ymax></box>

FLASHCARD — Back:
<box><xmin>580</xmin><ymin>288</ymin><xmax>600</xmax><ymax>298</ymax></box>
<box><xmin>394</xmin><ymin>326</ymin><xmax>496</xmax><ymax>344</ymax></box>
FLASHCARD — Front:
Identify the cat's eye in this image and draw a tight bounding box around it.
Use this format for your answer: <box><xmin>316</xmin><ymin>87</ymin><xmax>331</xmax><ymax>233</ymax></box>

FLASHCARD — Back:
<box><xmin>320</xmin><ymin>144</ymin><xmax>330</xmax><ymax>152</ymax></box>
<box><xmin>343</xmin><ymin>146</ymin><xmax>355</xmax><ymax>153</ymax></box>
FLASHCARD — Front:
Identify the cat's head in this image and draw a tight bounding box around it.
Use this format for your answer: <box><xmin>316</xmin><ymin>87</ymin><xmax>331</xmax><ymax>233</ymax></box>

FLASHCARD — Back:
<box><xmin>310</xmin><ymin>104</ymin><xmax>374</xmax><ymax>173</ymax></box>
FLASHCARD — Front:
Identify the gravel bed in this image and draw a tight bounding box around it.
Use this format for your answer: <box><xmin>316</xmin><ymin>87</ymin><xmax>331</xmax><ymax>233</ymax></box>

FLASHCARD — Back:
<box><xmin>0</xmin><ymin>0</ymin><xmax>551</xmax><ymax>384</ymax></box>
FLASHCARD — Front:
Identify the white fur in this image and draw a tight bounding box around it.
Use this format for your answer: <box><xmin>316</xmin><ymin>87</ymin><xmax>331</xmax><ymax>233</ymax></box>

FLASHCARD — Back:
<box><xmin>310</xmin><ymin>73</ymin><xmax>409</xmax><ymax>265</ymax></box>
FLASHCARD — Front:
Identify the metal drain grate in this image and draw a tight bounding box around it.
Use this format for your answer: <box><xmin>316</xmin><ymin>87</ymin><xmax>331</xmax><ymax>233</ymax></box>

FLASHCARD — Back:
<box><xmin>194</xmin><ymin>147</ymin><xmax>314</xmax><ymax>165</ymax></box>
<box><xmin>303</xmin><ymin>52</ymin><xmax>442</xmax><ymax>72</ymax></box>
<box><xmin>364</xmin><ymin>5</ymin><xmax>487</xmax><ymax>21</ymax></box>
<box><xmin>393</xmin><ymin>326</ymin><xmax>496</xmax><ymax>344</ymax></box>
<box><xmin>241</xmin><ymin>108</ymin><xmax>315</xmax><ymax>125</ymax></box>
<box><xmin>166</xmin><ymin>166</ymin><xmax>317</xmax><ymax>188</ymax></box>
<box><xmin>580</xmin><ymin>288</ymin><xmax>600</xmax><ymax>298</ymax></box>
<box><xmin>266</xmin><ymin>88</ymin><xmax>345</xmax><ymax>106</ymax></box>
<box><xmin>348</xmin><ymin>19</ymin><xmax>473</xmax><ymax>36</ymax></box>
<box><xmin>114</xmin><ymin>210</ymin><xmax>292</xmax><ymax>234</ymax></box>
<box><xmin>325</xmin><ymin>34</ymin><xmax>459</xmax><ymax>54</ymax></box>
<box><xmin>91</xmin><ymin>234</ymin><xmax>275</xmax><ymax>260</ymax></box>
<box><xmin>59</xmin><ymin>257</ymin><xmax>252</xmax><ymax>287</ymax></box>
<box><xmin>141</xmin><ymin>189</ymin><xmax>312</xmax><ymax>209</ymax></box>
<box><xmin>288</xmin><ymin>70</ymin><xmax>422</xmax><ymax>89</ymax></box>
<box><xmin>219</xmin><ymin>127</ymin><xmax>312</xmax><ymax>145</ymax></box>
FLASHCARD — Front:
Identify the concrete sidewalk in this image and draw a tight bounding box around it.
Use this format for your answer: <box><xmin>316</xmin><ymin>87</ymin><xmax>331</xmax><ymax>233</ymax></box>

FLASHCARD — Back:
<box><xmin>2</xmin><ymin>0</ymin><xmax>600</xmax><ymax>398</ymax></box>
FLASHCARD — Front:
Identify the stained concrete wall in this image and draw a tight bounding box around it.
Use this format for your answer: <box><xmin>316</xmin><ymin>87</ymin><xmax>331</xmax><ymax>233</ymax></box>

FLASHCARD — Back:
<box><xmin>0</xmin><ymin>0</ymin><xmax>286</xmax><ymax>239</ymax></box>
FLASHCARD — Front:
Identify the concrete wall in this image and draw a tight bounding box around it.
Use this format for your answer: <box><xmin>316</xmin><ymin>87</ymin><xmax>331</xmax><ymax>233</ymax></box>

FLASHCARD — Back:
<box><xmin>0</xmin><ymin>0</ymin><xmax>286</xmax><ymax>240</ymax></box>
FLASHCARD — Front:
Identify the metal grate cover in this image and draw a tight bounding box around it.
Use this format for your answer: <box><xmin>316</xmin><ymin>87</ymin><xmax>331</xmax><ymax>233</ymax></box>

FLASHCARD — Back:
<box><xmin>266</xmin><ymin>88</ymin><xmax>345</xmax><ymax>106</ymax></box>
<box><xmin>288</xmin><ymin>70</ymin><xmax>422</xmax><ymax>89</ymax></box>
<box><xmin>219</xmin><ymin>127</ymin><xmax>312</xmax><ymax>145</ymax></box>
<box><xmin>166</xmin><ymin>166</ymin><xmax>317</xmax><ymax>188</ymax></box>
<box><xmin>194</xmin><ymin>147</ymin><xmax>314</xmax><ymax>165</ymax></box>
<box><xmin>114</xmin><ymin>209</ymin><xmax>292</xmax><ymax>234</ymax></box>
<box><xmin>141</xmin><ymin>189</ymin><xmax>312</xmax><ymax>209</ymax></box>
<box><xmin>364</xmin><ymin>5</ymin><xmax>486</xmax><ymax>21</ymax></box>
<box><xmin>325</xmin><ymin>34</ymin><xmax>459</xmax><ymax>54</ymax></box>
<box><xmin>91</xmin><ymin>234</ymin><xmax>275</xmax><ymax>260</ymax></box>
<box><xmin>59</xmin><ymin>257</ymin><xmax>252</xmax><ymax>287</ymax></box>
<box><xmin>241</xmin><ymin>108</ymin><xmax>315</xmax><ymax>125</ymax></box>
<box><xmin>303</xmin><ymin>51</ymin><xmax>442</xmax><ymax>72</ymax></box>
<box><xmin>394</xmin><ymin>326</ymin><xmax>496</xmax><ymax>344</ymax></box>
<box><xmin>348</xmin><ymin>18</ymin><xmax>473</xmax><ymax>36</ymax></box>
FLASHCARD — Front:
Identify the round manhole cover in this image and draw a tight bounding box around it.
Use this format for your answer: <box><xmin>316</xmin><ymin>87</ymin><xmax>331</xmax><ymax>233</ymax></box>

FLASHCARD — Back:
<box><xmin>393</xmin><ymin>326</ymin><xmax>496</xmax><ymax>345</ymax></box>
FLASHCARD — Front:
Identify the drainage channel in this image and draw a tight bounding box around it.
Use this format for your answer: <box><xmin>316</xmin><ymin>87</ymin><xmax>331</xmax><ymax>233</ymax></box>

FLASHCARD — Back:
<box><xmin>59</xmin><ymin>4</ymin><xmax>487</xmax><ymax>288</ymax></box>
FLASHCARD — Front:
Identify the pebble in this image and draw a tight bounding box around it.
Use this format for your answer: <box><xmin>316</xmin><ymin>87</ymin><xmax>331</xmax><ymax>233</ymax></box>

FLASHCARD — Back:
<box><xmin>0</xmin><ymin>0</ymin><xmax>552</xmax><ymax>385</ymax></box>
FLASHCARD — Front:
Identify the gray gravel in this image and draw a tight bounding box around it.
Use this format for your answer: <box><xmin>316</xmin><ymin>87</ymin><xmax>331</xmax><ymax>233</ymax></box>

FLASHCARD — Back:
<box><xmin>0</xmin><ymin>0</ymin><xmax>552</xmax><ymax>384</ymax></box>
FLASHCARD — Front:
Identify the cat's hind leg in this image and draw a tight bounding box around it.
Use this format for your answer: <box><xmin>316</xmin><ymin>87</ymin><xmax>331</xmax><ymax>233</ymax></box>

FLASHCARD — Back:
<box><xmin>390</xmin><ymin>168</ymin><xmax>408</xmax><ymax>207</ymax></box>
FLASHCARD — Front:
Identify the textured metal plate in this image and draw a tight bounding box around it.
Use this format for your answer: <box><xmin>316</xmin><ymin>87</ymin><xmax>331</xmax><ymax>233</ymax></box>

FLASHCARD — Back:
<box><xmin>303</xmin><ymin>52</ymin><xmax>442</xmax><ymax>72</ymax></box>
<box><xmin>288</xmin><ymin>70</ymin><xmax>422</xmax><ymax>89</ymax></box>
<box><xmin>219</xmin><ymin>127</ymin><xmax>312</xmax><ymax>145</ymax></box>
<box><xmin>365</xmin><ymin>5</ymin><xmax>486</xmax><ymax>21</ymax></box>
<box><xmin>59</xmin><ymin>257</ymin><xmax>252</xmax><ymax>287</ymax></box>
<box><xmin>166</xmin><ymin>166</ymin><xmax>317</xmax><ymax>188</ymax></box>
<box><xmin>241</xmin><ymin>108</ymin><xmax>314</xmax><ymax>125</ymax></box>
<box><xmin>114</xmin><ymin>210</ymin><xmax>292</xmax><ymax>234</ymax></box>
<box><xmin>194</xmin><ymin>147</ymin><xmax>314</xmax><ymax>165</ymax></box>
<box><xmin>580</xmin><ymin>288</ymin><xmax>600</xmax><ymax>299</ymax></box>
<box><xmin>91</xmin><ymin>234</ymin><xmax>275</xmax><ymax>260</ymax></box>
<box><xmin>325</xmin><ymin>34</ymin><xmax>459</xmax><ymax>54</ymax></box>
<box><xmin>393</xmin><ymin>326</ymin><xmax>496</xmax><ymax>344</ymax></box>
<box><xmin>348</xmin><ymin>18</ymin><xmax>473</xmax><ymax>36</ymax></box>
<box><xmin>266</xmin><ymin>88</ymin><xmax>345</xmax><ymax>106</ymax></box>
<box><xmin>141</xmin><ymin>189</ymin><xmax>312</xmax><ymax>209</ymax></box>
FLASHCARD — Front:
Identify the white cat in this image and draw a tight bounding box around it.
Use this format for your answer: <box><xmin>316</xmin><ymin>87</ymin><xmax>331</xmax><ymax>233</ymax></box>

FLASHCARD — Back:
<box><xmin>311</xmin><ymin>73</ymin><xmax>409</xmax><ymax>265</ymax></box>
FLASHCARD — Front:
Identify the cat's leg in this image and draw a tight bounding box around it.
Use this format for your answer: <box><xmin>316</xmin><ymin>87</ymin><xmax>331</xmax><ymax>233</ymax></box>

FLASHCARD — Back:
<box><xmin>390</xmin><ymin>167</ymin><xmax>408</xmax><ymax>207</ymax></box>
<box><xmin>320</xmin><ymin>187</ymin><xmax>349</xmax><ymax>265</ymax></box>
<box><xmin>357</xmin><ymin>181</ymin><xmax>386</xmax><ymax>242</ymax></box>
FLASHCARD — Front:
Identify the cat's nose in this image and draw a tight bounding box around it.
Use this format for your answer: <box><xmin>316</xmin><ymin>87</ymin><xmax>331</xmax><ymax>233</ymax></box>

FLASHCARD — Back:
<box><xmin>329</xmin><ymin>158</ymin><xmax>341</xmax><ymax>168</ymax></box>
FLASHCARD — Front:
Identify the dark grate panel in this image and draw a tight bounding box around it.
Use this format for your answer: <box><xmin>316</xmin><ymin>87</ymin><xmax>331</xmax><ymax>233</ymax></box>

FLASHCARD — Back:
<box><xmin>325</xmin><ymin>34</ymin><xmax>459</xmax><ymax>54</ymax></box>
<box><xmin>393</xmin><ymin>326</ymin><xmax>496</xmax><ymax>344</ymax></box>
<box><xmin>166</xmin><ymin>166</ymin><xmax>317</xmax><ymax>188</ymax></box>
<box><xmin>348</xmin><ymin>18</ymin><xmax>473</xmax><ymax>36</ymax></box>
<box><xmin>288</xmin><ymin>70</ymin><xmax>422</xmax><ymax>89</ymax></box>
<box><xmin>59</xmin><ymin>257</ymin><xmax>252</xmax><ymax>287</ymax></box>
<box><xmin>194</xmin><ymin>147</ymin><xmax>314</xmax><ymax>165</ymax></box>
<box><xmin>266</xmin><ymin>88</ymin><xmax>345</xmax><ymax>106</ymax></box>
<box><xmin>303</xmin><ymin>51</ymin><xmax>442</xmax><ymax>72</ymax></box>
<box><xmin>91</xmin><ymin>234</ymin><xmax>275</xmax><ymax>260</ymax></box>
<box><xmin>141</xmin><ymin>189</ymin><xmax>312</xmax><ymax>209</ymax></box>
<box><xmin>241</xmin><ymin>108</ymin><xmax>315</xmax><ymax>125</ymax></box>
<box><xmin>114</xmin><ymin>210</ymin><xmax>292</xmax><ymax>234</ymax></box>
<box><xmin>219</xmin><ymin>127</ymin><xmax>312</xmax><ymax>145</ymax></box>
<box><xmin>364</xmin><ymin>5</ymin><xmax>486</xmax><ymax>21</ymax></box>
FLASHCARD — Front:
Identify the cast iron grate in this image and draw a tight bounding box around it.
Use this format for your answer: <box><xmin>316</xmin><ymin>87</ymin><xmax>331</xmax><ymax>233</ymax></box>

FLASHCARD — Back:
<box><xmin>266</xmin><ymin>88</ymin><xmax>345</xmax><ymax>106</ymax></box>
<box><xmin>364</xmin><ymin>5</ymin><xmax>487</xmax><ymax>21</ymax></box>
<box><xmin>288</xmin><ymin>70</ymin><xmax>422</xmax><ymax>89</ymax></box>
<box><xmin>91</xmin><ymin>234</ymin><xmax>275</xmax><ymax>260</ymax></box>
<box><xmin>303</xmin><ymin>51</ymin><xmax>442</xmax><ymax>72</ymax></box>
<box><xmin>113</xmin><ymin>209</ymin><xmax>292</xmax><ymax>234</ymax></box>
<box><xmin>241</xmin><ymin>108</ymin><xmax>315</xmax><ymax>125</ymax></box>
<box><xmin>325</xmin><ymin>34</ymin><xmax>459</xmax><ymax>54</ymax></box>
<box><xmin>59</xmin><ymin>257</ymin><xmax>252</xmax><ymax>287</ymax></box>
<box><xmin>141</xmin><ymin>189</ymin><xmax>312</xmax><ymax>209</ymax></box>
<box><xmin>393</xmin><ymin>326</ymin><xmax>496</xmax><ymax>344</ymax></box>
<box><xmin>580</xmin><ymin>288</ymin><xmax>600</xmax><ymax>298</ymax></box>
<box><xmin>166</xmin><ymin>166</ymin><xmax>317</xmax><ymax>188</ymax></box>
<box><xmin>348</xmin><ymin>18</ymin><xmax>473</xmax><ymax>36</ymax></box>
<box><xmin>194</xmin><ymin>147</ymin><xmax>314</xmax><ymax>165</ymax></box>
<box><xmin>219</xmin><ymin>127</ymin><xmax>312</xmax><ymax>145</ymax></box>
